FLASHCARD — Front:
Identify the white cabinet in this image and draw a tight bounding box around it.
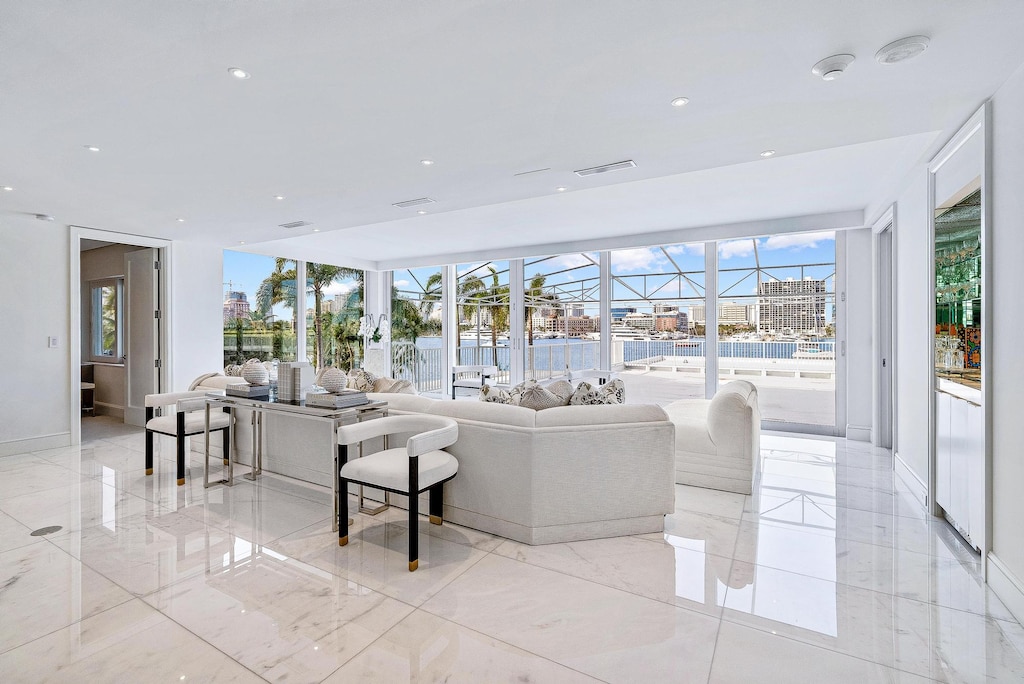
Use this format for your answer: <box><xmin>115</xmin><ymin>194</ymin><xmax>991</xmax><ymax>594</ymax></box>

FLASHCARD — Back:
<box><xmin>934</xmin><ymin>388</ymin><xmax>983</xmax><ymax>552</ymax></box>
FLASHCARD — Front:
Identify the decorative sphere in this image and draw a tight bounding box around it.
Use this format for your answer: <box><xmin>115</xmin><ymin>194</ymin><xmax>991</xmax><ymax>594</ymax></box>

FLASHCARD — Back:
<box><xmin>320</xmin><ymin>368</ymin><xmax>348</xmax><ymax>394</ymax></box>
<box><xmin>242</xmin><ymin>361</ymin><xmax>270</xmax><ymax>386</ymax></box>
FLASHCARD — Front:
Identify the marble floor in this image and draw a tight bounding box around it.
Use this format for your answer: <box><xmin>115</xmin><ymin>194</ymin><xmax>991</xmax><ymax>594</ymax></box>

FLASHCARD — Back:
<box><xmin>1</xmin><ymin>417</ymin><xmax>1022</xmax><ymax>683</ymax></box>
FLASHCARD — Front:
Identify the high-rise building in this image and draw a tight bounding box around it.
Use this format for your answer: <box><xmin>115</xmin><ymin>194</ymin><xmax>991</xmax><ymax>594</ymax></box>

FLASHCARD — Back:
<box><xmin>223</xmin><ymin>291</ymin><xmax>250</xmax><ymax>323</ymax></box>
<box><xmin>610</xmin><ymin>306</ymin><xmax>636</xmax><ymax>321</ymax></box>
<box><xmin>758</xmin><ymin>277</ymin><xmax>827</xmax><ymax>333</ymax></box>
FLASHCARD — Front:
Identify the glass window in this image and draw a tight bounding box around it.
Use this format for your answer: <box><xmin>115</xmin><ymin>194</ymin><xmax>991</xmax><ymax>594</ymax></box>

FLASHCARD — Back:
<box><xmin>611</xmin><ymin>243</ymin><xmax>706</xmax><ymax>400</ymax></box>
<box><xmin>304</xmin><ymin>264</ymin><xmax>364</xmax><ymax>369</ymax></box>
<box><xmin>522</xmin><ymin>253</ymin><xmax>600</xmax><ymax>381</ymax></box>
<box><xmin>456</xmin><ymin>261</ymin><xmax>511</xmax><ymax>384</ymax></box>
<box><xmin>717</xmin><ymin>232</ymin><xmax>836</xmax><ymax>426</ymax></box>
<box><xmin>90</xmin><ymin>278</ymin><xmax>123</xmax><ymax>361</ymax></box>
<box><xmin>222</xmin><ymin>252</ymin><xmax>299</xmax><ymax>366</ymax></box>
<box><xmin>391</xmin><ymin>267</ymin><xmax>444</xmax><ymax>391</ymax></box>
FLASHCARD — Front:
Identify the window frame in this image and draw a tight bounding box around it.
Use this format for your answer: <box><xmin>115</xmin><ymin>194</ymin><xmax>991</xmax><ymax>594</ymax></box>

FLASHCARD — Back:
<box><xmin>89</xmin><ymin>277</ymin><xmax>124</xmax><ymax>363</ymax></box>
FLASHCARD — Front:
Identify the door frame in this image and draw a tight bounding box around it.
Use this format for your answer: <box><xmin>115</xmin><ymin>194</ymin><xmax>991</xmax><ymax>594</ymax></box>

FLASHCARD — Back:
<box><xmin>70</xmin><ymin>227</ymin><xmax>171</xmax><ymax>445</ymax></box>
<box><xmin>872</xmin><ymin>206</ymin><xmax>896</xmax><ymax>449</ymax></box>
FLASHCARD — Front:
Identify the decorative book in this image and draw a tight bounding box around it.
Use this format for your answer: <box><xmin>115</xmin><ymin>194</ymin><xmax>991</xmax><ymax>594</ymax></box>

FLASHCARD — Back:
<box><xmin>305</xmin><ymin>390</ymin><xmax>369</xmax><ymax>408</ymax></box>
<box><xmin>225</xmin><ymin>383</ymin><xmax>271</xmax><ymax>398</ymax></box>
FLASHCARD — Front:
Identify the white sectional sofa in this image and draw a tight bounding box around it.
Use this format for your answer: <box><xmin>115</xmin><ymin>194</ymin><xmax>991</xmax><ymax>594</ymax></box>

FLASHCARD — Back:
<box><xmin>367</xmin><ymin>393</ymin><xmax>676</xmax><ymax>545</ymax></box>
<box><xmin>662</xmin><ymin>381</ymin><xmax>760</xmax><ymax>495</ymax></box>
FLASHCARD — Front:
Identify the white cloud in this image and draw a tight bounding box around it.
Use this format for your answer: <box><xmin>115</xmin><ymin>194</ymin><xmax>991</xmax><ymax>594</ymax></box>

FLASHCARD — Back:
<box><xmin>762</xmin><ymin>231</ymin><xmax>835</xmax><ymax>251</ymax></box>
<box><xmin>393</xmin><ymin>279</ymin><xmax>410</xmax><ymax>288</ymax></box>
<box><xmin>457</xmin><ymin>262</ymin><xmax>486</xmax><ymax>278</ymax></box>
<box><xmin>611</xmin><ymin>248</ymin><xmax>664</xmax><ymax>272</ymax></box>
<box><xmin>323</xmin><ymin>281</ymin><xmax>357</xmax><ymax>297</ymax></box>
<box><xmin>550</xmin><ymin>253</ymin><xmax>595</xmax><ymax>270</ymax></box>
<box><xmin>718</xmin><ymin>239</ymin><xmax>757</xmax><ymax>260</ymax></box>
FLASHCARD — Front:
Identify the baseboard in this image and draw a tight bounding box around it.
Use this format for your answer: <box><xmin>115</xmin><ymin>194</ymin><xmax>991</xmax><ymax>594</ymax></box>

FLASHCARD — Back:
<box><xmin>988</xmin><ymin>552</ymin><xmax>1024</xmax><ymax>626</ymax></box>
<box><xmin>0</xmin><ymin>432</ymin><xmax>71</xmax><ymax>457</ymax></box>
<box><xmin>894</xmin><ymin>451</ymin><xmax>928</xmax><ymax>509</ymax></box>
<box><xmin>845</xmin><ymin>424</ymin><xmax>871</xmax><ymax>442</ymax></box>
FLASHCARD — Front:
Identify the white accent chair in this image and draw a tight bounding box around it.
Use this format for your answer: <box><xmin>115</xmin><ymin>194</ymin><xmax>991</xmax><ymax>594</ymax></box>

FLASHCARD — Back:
<box><xmin>451</xmin><ymin>364</ymin><xmax>497</xmax><ymax>399</ymax></box>
<box><xmin>144</xmin><ymin>374</ymin><xmax>244</xmax><ymax>485</ymax></box>
<box><xmin>337</xmin><ymin>415</ymin><xmax>459</xmax><ymax>571</ymax></box>
<box><xmin>663</xmin><ymin>380</ymin><xmax>761</xmax><ymax>495</ymax></box>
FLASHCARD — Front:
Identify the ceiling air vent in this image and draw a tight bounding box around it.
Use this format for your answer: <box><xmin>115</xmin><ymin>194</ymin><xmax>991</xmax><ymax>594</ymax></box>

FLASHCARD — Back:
<box><xmin>574</xmin><ymin>160</ymin><xmax>637</xmax><ymax>177</ymax></box>
<box><xmin>279</xmin><ymin>220</ymin><xmax>311</xmax><ymax>229</ymax></box>
<box><xmin>393</xmin><ymin>197</ymin><xmax>436</xmax><ymax>209</ymax></box>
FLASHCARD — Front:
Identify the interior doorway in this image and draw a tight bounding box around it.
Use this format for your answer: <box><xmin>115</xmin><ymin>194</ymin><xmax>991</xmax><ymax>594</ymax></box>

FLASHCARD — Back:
<box><xmin>72</xmin><ymin>228</ymin><xmax>169</xmax><ymax>444</ymax></box>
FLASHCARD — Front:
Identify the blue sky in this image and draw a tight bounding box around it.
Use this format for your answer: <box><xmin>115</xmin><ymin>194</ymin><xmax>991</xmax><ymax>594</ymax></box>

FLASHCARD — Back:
<box><xmin>229</xmin><ymin>230</ymin><xmax>836</xmax><ymax>320</ymax></box>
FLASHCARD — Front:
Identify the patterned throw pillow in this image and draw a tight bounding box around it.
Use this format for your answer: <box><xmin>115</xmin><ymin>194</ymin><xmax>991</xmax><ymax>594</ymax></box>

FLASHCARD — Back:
<box><xmin>479</xmin><ymin>384</ymin><xmax>515</xmax><ymax>404</ymax></box>
<box><xmin>569</xmin><ymin>378</ymin><xmax>626</xmax><ymax>405</ymax></box>
<box><xmin>347</xmin><ymin>368</ymin><xmax>378</xmax><ymax>392</ymax></box>
<box><xmin>518</xmin><ymin>384</ymin><xmax>566</xmax><ymax>410</ymax></box>
<box><xmin>507</xmin><ymin>379</ymin><xmax>537</xmax><ymax>405</ymax></box>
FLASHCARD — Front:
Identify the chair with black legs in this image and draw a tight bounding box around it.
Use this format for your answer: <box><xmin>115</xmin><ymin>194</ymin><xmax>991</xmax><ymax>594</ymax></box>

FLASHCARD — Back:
<box><xmin>337</xmin><ymin>415</ymin><xmax>459</xmax><ymax>571</ymax></box>
<box><xmin>144</xmin><ymin>391</ymin><xmax>232</xmax><ymax>486</ymax></box>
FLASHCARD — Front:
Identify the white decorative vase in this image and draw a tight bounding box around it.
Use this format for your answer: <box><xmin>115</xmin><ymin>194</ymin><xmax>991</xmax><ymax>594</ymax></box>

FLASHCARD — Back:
<box><xmin>320</xmin><ymin>368</ymin><xmax>348</xmax><ymax>394</ymax></box>
<box><xmin>242</xmin><ymin>361</ymin><xmax>270</xmax><ymax>386</ymax></box>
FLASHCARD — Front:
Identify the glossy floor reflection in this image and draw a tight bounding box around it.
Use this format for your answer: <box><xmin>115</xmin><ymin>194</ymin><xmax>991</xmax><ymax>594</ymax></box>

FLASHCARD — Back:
<box><xmin>1</xmin><ymin>417</ymin><xmax>1022</xmax><ymax>683</ymax></box>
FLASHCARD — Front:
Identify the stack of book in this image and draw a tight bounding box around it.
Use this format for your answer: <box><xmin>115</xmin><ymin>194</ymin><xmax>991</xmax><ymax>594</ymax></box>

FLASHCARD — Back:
<box><xmin>226</xmin><ymin>383</ymin><xmax>271</xmax><ymax>398</ymax></box>
<box><xmin>277</xmin><ymin>361</ymin><xmax>314</xmax><ymax>402</ymax></box>
<box><xmin>305</xmin><ymin>389</ymin><xmax>369</xmax><ymax>409</ymax></box>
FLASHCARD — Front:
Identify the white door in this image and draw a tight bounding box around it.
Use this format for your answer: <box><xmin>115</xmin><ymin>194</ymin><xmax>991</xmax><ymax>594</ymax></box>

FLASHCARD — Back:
<box><xmin>125</xmin><ymin>248</ymin><xmax>160</xmax><ymax>426</ymax></box>
<box><xmin>877</xmin><ymin>227</ymin><xmax>894</xmax><ymax>448</ymax></box>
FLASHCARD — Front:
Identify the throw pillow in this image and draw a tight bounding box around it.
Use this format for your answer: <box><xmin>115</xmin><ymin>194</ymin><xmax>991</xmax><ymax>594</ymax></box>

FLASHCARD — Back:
<box><xmin>479</xmin><ymin>384</ymin><xmax>515</xmax><ymax>404</ymax></box>
<box><xmin>545</xmin><ymin>380</ymin><xmax>573</xmax><ymax>404</ymax></box>
<box><xmin>518</xmin><ymin>383</ymin><xmax>566</xmax><ymax>410</ymax></box>
<box><xmin>348</xmin><ymin>368</ymin><xmax>378</xmax><ymax>392</ymax></box>
<box><xmin>569</xmin><ymin>378</ymin><xmax>626</xmax><ymax>405</ymax></box>
<box><xmin>507</xmin><ymin>379</ymin><xmax>537</xmax><ymax>405</ymax></box>
<box><xmin>369</xmin><ymin>377</ymin><xmax>418</xmax><ymax>394</ymax></box>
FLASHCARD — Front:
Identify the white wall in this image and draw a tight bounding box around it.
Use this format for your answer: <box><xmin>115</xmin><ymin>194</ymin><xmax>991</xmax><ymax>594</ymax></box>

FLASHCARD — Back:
<box><xmin>0</xmin><ymin>225</ymin><xmax>224</xmax><ymax>456</ymax></box>
<box><xmin>168</xmin><ymin>241</ymin><xmax>225</xmax><ymax>390</ymax></box>
<box><xmin>988</xmin><ymin>63</ymin><xmax>1024</xmax><ymax>608</ymax></box>
<box><xmin>845</xmin><ymin>227</ymin><xmax>874</xmax><ymax>440</ymax></box>
<box><xmin>893</xmin><ymin>171</ymin><xmax>932</xmax><ymax>481</ymax></box>
<box><xmin>0</xmin><ymin>217</ymin><xmax>72</xmax><ymax>455</ymax></box>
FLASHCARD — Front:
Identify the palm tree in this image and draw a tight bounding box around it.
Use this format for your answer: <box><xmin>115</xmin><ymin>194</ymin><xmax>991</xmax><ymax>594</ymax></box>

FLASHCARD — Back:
<box><xmin>524</xmin><ymin>273</ymin><xmax>549</xmax><ymax>346</ymax></box>
<box><xmin>257</xmin><ymin>261</ymin><xmax>363</xmax><ymax>369</ymax></box>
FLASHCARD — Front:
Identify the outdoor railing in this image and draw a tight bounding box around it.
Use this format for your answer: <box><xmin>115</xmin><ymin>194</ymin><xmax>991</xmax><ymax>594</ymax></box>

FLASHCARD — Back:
<box><xmin>391</xmin><ymin>340</ymin><xmax>601</xmax><ymax>392</ymax></box>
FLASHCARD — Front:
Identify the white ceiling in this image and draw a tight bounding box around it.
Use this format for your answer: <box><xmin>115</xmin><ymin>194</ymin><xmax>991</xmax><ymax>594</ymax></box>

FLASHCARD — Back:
<box><xmin>2</xmin><ymin>1</ymin><xmax>1023</xmax><ymax>268</ymax></box>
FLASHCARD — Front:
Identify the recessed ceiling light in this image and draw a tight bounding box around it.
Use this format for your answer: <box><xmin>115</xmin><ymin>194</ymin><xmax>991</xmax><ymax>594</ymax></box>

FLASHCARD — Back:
<box><xmin>273</xmin><ymin>195</ymin><xmax>285</xmax><ymax>200</ymax></box>
<box><xmin>556</xmin><ymin>187</ymin><xmax>567</xmax><ymax>192</ymax></box>
<box><xmin>312</xmin><ymin>228</ymin><xmax>320</xmax><ymax>232</ymax></box>
<box><xmin>670</xmin><ymin>97</ymin><xmax>689</xmax><ymax>107</ymax></box>
<box><xmin>760</xmin><ymin>150</ymin><xmax>776</xmax><ymax>158</ymax></box>
<box><xmin>238</xmin><ymin>241</ymin><xmax>245</xmax><ymax>244</ymax></box>
<box><xmin>420</xmin><ymin>159</ymin><xmax>434</xmax><ymax>166</ymax></box>
<box><xmin>811</xmin><ymin>54</ymin><xmax>855</xmax><ymax>81</ymax></box>
<box><xmin>417</xmin><ymin>210</ymin><xmax>427</xmax><ymax>215</ymax></box>
<box><xmin>175</xmin><ymin>218</ymin><xmax>185</xmax><ymax>222</ymax></box>
<box><xmin>228</xmin><ymin>67</ymin><xmax>250</xmax><ymax>79</ymax></box>
<box><xmin>84</xmin><ymin>145</ymin><xmax>100</xmax><ymax>152</ymax></box>
<box><xmin>875</xmin><ymin>35</ymin><xmax>930</xmax><ymax>65</ymax></box>
<box><xmin>1</xmin><ymin>186</ymin><xmax>12</xmax><ymax>191</ymax></box>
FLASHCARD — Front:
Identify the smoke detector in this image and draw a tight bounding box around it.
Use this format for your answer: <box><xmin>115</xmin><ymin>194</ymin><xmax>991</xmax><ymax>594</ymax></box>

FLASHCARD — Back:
<box><xmin>811</xmin><ymin>54</ymin><xmax>855</xmax><ymax>81</ymax></box>
<box><xmin>875</xmin><ymin>36</ymin><xmax>929</xmax><ymax>65</ymax></box>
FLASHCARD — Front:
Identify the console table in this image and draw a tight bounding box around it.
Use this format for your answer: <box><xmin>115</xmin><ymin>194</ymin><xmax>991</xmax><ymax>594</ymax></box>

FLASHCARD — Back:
<box><xmin>203</xmin><ymin>393</ymin><xmax>388</xmax><ymax>532</ymax></box>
